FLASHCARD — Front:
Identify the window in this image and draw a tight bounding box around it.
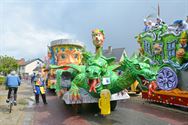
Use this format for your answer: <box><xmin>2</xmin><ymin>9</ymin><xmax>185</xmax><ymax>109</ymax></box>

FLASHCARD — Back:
<box><xmin>21</xmin><ymin>66</ymin><xmax>25</xmax><ymax>71</ymax></box>
<box><xmin>61</xmin><ymin>48</ymin><xmax>65</xmax><ymax>51</ymax></box>
<box><xmin>56</xmin><ymin>48</ymin><xmax>58</xmax><ymax>53</ymax></box>
<box><xmin>69</xmin><ymin>47</ymin><xmax>73</xmax><ymax>51</ymax></box>
<box><xmin>167</xmin><ymin>41</ymin><xmax>176</xmax><ymax>59</ymax></box>
<box><xmin>144</xmin><ymin>40</ymin><xmax>152</xmax><ymax>55</ymax></box>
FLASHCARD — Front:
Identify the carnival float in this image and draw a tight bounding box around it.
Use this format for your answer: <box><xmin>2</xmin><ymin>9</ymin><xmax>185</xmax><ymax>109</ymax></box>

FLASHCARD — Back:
<box><xmin>45</xmin><ymin>39</ymin><xmax>84</xmax><ymax>90</ymax></box>
<box><xmin>48</xmin><ymin>29</ymin><xmax>156</xmax><ymax>115</ymax></box>
<box><xmin>136</xmin><ymin>18</ymin><xmax>188</xmax><ymax>107</ymax></box>
<box><xmin>44</xmin><ymin>16</ymin><xmax>188</xmax><ymax>115</ymax></box>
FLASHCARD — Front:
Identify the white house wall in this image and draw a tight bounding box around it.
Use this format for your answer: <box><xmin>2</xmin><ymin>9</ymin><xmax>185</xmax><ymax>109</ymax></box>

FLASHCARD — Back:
<box><xmin>18</xmin><ymin>66</ymin><xmax>25</xmax><ymax>75</ymax></box>
<box><xmin>24</xmin><ymin>60</ymin><xmax>43</xmax><ymax>75</ymax></box>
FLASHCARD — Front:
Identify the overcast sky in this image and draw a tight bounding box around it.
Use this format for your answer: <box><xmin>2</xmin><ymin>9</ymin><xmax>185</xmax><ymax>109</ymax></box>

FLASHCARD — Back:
<box><xmin>0</xmin><ymin>0</ymin><xmax>187</xmax><ymax>60</ymax></box>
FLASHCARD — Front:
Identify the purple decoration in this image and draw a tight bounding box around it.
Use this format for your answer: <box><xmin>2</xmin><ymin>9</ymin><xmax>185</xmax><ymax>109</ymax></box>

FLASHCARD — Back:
<box><xmin>157</xmin><ymin>67</ymin><xmax>178</xmax><ymax>90</ymax></box>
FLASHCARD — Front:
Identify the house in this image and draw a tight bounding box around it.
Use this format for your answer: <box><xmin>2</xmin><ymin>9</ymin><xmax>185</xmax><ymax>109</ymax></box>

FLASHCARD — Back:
<box><xmin>18</xmin><ymin>58</ymin><xmax>44</xmax><ymax>76</ymax></box>
<box><xmin>103</xmin><ymin>46</ymin><xmax>127</xmax><ymax>63</ymax></box>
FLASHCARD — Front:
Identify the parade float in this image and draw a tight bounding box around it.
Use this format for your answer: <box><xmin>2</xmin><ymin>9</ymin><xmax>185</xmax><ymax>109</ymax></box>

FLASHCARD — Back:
<box><xmin>136</xmin><ymin>20</ymin><xmax>188</xmax><ymax>107</ymax></box>
<box><xmin>45</xmin><ymin>39</ymin><xmax>84</xmax><ymax>90</ymax></box>
<box><xmin>51</xmin><ymin>29</ymin><xmax>156</xmax><ymax>114</ymax></box>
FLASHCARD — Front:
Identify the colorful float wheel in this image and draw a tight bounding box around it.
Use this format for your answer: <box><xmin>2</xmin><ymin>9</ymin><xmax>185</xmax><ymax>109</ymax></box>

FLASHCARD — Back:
<box><xmin>157</xmin><ymin>67</ymin><xmax>178</xmax><ymax>90</ymax></box>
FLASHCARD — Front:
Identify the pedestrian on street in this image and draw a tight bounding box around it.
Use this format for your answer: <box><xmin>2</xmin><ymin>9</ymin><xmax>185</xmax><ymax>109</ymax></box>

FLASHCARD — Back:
<box><xmin>33</xmin><ymin>73</ymin><xmax>48</xmax><ymax>105</ymax></box>
<box><xmin>5</xmin><ymin>70</ymin><xmax>21</xmax><ymax>105</ymax></box>
<box><xmin>31</xmin><ymin>72</ymin><xmax>36</xmax><ymax>84</ymax></box>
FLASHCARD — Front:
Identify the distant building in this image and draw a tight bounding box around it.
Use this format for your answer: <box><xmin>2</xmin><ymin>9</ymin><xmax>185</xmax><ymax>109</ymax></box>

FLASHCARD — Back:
<box><xmin>103</xmin><ymin>46</ymin><xmax>127</xmax><ymax>63</ymax></box>
<box><xmin>17</xmin><ymin>58</ymin><xmax>44</xmax><ymax>76</ymax></box>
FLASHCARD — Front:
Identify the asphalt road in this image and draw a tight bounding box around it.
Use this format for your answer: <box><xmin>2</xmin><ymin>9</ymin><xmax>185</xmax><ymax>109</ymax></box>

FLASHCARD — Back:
<box><xmin>33</xmin><ymin>91</ymin><xmax>188</xmax><ymax>125</ymax></box>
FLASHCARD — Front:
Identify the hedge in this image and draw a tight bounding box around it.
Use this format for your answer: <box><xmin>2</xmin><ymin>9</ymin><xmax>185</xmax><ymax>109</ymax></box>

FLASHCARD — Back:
<box><xmin>0</xmin><ymin>76</ymin><xmax>5</xmax><ymax>85</ymax></box>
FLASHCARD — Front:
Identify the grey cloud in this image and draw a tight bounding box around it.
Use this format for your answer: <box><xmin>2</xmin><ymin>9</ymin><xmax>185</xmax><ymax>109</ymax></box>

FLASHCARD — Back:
<box><xmin>0</xmin><ymin>0</ymin><xmax>187</xmax><ymax>59</ymax></box>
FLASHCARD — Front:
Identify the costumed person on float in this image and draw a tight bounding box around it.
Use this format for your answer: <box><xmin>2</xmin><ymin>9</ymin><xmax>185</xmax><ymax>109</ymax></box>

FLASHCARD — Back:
<box><xmin>33</xmin><ymin>73</ymin><xmax>48</xmax><ymax>105</ymax></box>
<box><xmin>98</xmin><ymin>89</ymin><xmax>111</xmax><ymax>117</ymax></box>
<box><xmin>143</xmin><ymin>19</ymin><xmax>149</xmax><ymax>32</ymax></box>
<box><xmin>155</xmin><ymin>17</ymin><xmax>165</xmax><ymax>27</ymax></box>
<box><xmin>169</xmin><ymin>20</ymin><xmax>188</xmax><ymax>32</ymax></box>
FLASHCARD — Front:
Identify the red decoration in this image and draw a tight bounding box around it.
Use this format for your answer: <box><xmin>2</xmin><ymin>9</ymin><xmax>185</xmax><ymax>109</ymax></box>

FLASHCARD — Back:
<box><xmin>142</xmin><ymin>91</ymin><xmax>188</xmax><ymax>107</ymax></box>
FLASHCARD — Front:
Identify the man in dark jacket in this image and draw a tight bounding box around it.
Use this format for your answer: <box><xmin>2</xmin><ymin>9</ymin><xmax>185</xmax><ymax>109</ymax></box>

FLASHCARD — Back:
<box><xmin>31</xmin><ymin>72</ymin><xmax>36</xmax><ymax>84</ymax></box>
<box><xmin>5</xmin><ymin>70</ymin><xmax>21</xmax><ymax>105</ymax></box>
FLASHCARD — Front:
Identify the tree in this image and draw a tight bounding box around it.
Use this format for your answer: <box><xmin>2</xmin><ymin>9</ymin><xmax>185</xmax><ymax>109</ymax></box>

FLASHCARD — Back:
<box><xmin>0</xmin><ymin>55</ymin><xmax>18</xmax><ymax>75</ymax></box>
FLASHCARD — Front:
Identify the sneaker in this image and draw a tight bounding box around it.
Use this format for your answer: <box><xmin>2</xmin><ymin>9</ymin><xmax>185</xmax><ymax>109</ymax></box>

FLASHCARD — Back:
<box><xmin>13</xmin><ymin>101</ymin><xmax>17</xmax><ymax>106</ymax></box>
<box><xmin>44</xmin><ymin>102</ymin><xmax>48</xmax><ymax>105</ymax></box>
<box><xmin>6</xmin><ymin>99</ymin><xmax>9</xmax><ymax>103</ymax></box>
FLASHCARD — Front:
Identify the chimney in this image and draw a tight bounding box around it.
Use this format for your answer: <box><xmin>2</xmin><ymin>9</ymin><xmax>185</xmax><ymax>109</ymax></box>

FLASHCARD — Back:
<box><xmin>108</xmin><ymin>46</ymin><xmax>112</xmax><ymax>53</ymax></box>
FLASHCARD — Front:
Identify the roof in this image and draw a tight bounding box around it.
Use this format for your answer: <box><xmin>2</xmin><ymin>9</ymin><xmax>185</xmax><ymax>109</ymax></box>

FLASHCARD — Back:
<box><xmin>103</xmin><ymin>48</ymin><xmax>126</xmax><ymax>62</ymax></box>
<box><xmin>17</xmin><ymin>58</ymin><xmax>25</xmax><ymax>66</ymax></box>
<box><xmin>23</xmin><ymin>58</ymin><xmax>44</xmax><ymax>66</ymax></box>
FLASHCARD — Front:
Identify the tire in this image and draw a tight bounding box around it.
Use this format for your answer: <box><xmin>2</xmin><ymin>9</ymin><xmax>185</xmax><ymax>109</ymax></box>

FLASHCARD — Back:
<box><xmin>63</xmin><ymin>101</ymin><xmax>71</xmax><ymax>108</ymax></box>
<box><xmin>110</xmin><ymin>101</ymin><xmax>117</xmax><ymax>111</ymax></box>
<box><xmin>136</xmin><ymin>86</ymin><xmax>142</xmax><ymax>94</ymax></box>
<box><xmin>9</xmin><ymin>103</ymin><xmax>13</xmax><ymax>113</ymax></box>
<box><xmin>9</xmin><ymin>89</ymin><xmax>14</xmax><ymax>113</ymax></box>
<box><xmin>72</xmin><ymin>104</ymin><xmax>82</xmax><ymax>113</ymax></box>
<box><xmin>92</xmin><ymin>103</ymin><xmax>100</xmax><ymax>112</ymax></box>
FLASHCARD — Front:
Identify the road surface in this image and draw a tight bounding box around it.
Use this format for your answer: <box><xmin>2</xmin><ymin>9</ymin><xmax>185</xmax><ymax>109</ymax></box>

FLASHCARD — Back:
<box><xmin>33</xmin><ymin>92</ymin><xmax>188</xmax><ymax>125</ymax></box>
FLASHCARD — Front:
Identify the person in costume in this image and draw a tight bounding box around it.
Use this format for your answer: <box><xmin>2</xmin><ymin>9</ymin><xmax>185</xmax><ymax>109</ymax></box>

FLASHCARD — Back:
<box><xmin>98</xmin><ymin>89</ymin><xmax>111</xmax><ymax>116</ymax></box>
<box><xmin>155</xmin><ymin>17</ymin><xmax>165</xmax><ymax>27</ymax></box>
<box><xmin>147</xmin><ymin>20</ymin><xmax>155</xmax><ymax>30</ymax></box>
<box><xmin>143</xmin><ymin>19</ymin><xmax>149</xmax><ymax>32</ymax></box>
<box><xmin>33</xmin><ymin>73</ymin><xmax>48</xmax><ymax>105</ymax></box>
<box><xmin>170</xmin><ymin>20</ymin><xmax>188</xmax><ymax>32</ymax></box>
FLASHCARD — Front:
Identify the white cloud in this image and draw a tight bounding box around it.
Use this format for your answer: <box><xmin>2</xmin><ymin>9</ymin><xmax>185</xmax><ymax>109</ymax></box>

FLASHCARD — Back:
<box><xmin>0</xmin><ymin>3</ymin><xmax>75</xmax><ymax>60</ymax></box>
<box><xmin>0</xmin><ymin>22</ymin><xmax>75</xmax><ymax>60</ymax></box>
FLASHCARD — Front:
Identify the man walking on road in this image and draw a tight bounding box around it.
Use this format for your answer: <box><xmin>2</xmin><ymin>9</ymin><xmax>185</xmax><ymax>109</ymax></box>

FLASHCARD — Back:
<box><xmin>5</xmin><ymin>70</ymin><xmax>21</xmax><ymax>105</ymax></box>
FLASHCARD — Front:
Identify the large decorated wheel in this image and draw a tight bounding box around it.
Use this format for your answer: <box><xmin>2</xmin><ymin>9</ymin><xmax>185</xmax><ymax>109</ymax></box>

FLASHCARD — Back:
<box><xmin>157</xmin><ymin>67</ymin><xmax>178</xmax><ymax>90</ymax></box>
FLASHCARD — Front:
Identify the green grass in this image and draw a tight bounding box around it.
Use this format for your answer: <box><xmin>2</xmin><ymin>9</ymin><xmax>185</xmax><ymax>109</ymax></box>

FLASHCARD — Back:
<box><xmin>0</xmin><ymin>76</ymin><xmax>5</xmax><ymax>85</ymax></box>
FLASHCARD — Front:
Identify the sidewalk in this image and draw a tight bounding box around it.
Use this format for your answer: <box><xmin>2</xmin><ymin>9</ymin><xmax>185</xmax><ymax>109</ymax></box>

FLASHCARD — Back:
<box><xmin>0</xmin><ymin>81</ymin><xmax>35</xmax><ymax>125</ymax></box>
